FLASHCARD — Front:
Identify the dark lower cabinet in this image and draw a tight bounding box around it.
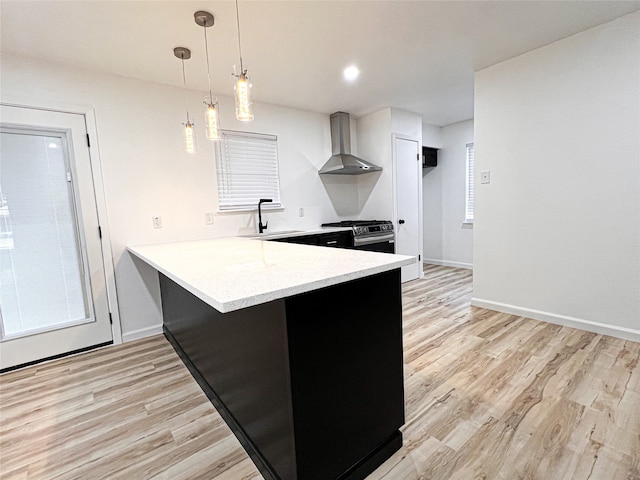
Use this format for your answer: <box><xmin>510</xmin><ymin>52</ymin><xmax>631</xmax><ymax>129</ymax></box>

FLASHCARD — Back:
<box><xmin>160</xmin><ymin>269</ymin><xmax>404</xmax><ymax>480</ymax></box>
<box><xmin>273</xmin><ymin>231</ymin><xmax>353</xmax><ymax>249</ymax></box>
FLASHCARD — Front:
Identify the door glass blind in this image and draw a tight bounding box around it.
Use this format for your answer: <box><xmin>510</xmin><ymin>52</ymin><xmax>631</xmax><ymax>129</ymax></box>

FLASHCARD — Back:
<box><xmin>0</xmin><ymin>131</ymin><xmax>89</xmax><ymax>339</ymax></box>
<box><xmin>215</xmin><ymin>130</ymin><xmax>281</xmax><ymax>211</ymax></box>
<box><xmin>465</xmin><ymin>143</ymin><xmax>474</xmax><ymax>222</ymax></box>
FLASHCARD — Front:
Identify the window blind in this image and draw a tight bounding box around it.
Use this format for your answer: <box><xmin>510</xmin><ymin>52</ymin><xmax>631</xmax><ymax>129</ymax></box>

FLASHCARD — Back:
<box><xmin>215</xmin><ymin>130</ymin><xmax>281</xmax><ymax>211</ymax></box>
<box><xmin>465</xmin><ymin>143</ymin><xmax>474</xmax><ymax>222</ymax></box>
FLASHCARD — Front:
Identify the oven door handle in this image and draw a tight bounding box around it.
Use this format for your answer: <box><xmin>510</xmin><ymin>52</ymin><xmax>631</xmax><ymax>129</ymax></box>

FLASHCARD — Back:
<box><xmin>353</xmin><ymin>232</ymin><xmax>395</xmax><ymax>247</ymax></box>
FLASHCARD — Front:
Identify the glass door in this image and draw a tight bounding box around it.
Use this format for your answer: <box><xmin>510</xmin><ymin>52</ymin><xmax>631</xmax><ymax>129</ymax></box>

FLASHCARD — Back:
<box><xmin>0</xmin><ymin>105</ymin><xmax>112</xmax><ymax>370</ymax></box>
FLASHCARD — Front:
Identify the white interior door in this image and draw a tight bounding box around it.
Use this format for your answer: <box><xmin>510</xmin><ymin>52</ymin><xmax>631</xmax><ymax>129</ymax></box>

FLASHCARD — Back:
<box><xmin>0</xmin><ymin>104</ymin><xmax>112</xmax><ymax>370</ymax></box>
<box><xmin>394</xmin><ymin>136</ymin><xmax>422</xmax><ymax>282</ymax></box>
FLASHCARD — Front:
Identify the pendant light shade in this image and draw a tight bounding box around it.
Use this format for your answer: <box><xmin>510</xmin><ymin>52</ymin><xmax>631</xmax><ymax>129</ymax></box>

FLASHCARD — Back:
<box><xmin>234</xmin><ymin>72</ymin><xmax>253</xmax><ymax>121</ymax></box>
<box><xmin>194</xmin><ymin>11</ymin><xmax>221</xmax><ymax>140</ymax></box>
<box><xmin>205</xmin><ymin>102</ymin><xmax>220</xmax><ymax>140</ymax></box>
<box><xmin>174</xmin><ymin>47</ymin><xmax>196</xmax><ymax>154</ymax></box>
<box><xmin>184</xmin><ymin>119</ymin><xmax>196</xmax><ymax>153</ymax></box>
<box><xmin>232</xmin><ymin>0</ymin><xmax>254</xmax><ymax>122</ymax></box>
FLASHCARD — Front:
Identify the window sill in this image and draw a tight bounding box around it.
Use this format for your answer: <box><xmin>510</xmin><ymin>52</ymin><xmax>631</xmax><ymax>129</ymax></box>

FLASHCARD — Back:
<box><xmin>462</xmin><ymin>220</ymin><xmax>473</xmax><ymax>228</ymax></box>
<box><xmin>217</xmin><ymin>205</ymin><xmax>285</xmax><ymax>214</ymax></box>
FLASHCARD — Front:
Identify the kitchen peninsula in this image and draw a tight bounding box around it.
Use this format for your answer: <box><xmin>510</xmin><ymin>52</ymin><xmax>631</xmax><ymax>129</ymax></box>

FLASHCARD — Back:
<box><xmin>128</xmin><ymin>237</ymin><xmax>414</xmax><ymax>480</ymax></box>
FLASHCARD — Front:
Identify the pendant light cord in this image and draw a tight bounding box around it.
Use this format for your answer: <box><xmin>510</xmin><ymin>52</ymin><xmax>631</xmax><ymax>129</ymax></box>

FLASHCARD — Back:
<box><xmin>180</xmin><ymin>53</ymin><xmax>190</xmax><ymax>122</ymax></box>
<box><xmin>235</xmin><ymin>0</ymin><xmax>244</xmax><ymax>73</ymax></box>
<box><xmin>203</xmin><ymin>25</ymin><xmax>214</xmax><ymax>103</ymax></box>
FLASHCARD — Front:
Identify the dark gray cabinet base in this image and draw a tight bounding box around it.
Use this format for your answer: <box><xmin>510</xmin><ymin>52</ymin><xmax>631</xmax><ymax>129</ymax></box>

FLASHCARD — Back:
<box><xmin>159</xmin><ymin>269</ymin><xmax>405</xmax><ymax>480</ymax></box>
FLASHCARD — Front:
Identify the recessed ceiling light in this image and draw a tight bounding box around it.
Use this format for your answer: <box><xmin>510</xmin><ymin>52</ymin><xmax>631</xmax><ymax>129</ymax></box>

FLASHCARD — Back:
<box><xmin>343</xmin><ymin>65</ymin><xmax>360</xmax><ymax>82</ymax></box>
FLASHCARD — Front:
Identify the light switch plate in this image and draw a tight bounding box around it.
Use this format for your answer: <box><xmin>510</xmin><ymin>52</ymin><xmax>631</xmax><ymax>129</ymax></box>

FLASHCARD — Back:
<box><xmin>481</xmin><ymin>170</ymin><xmax>491</xmax><ymax>184</ymax></box>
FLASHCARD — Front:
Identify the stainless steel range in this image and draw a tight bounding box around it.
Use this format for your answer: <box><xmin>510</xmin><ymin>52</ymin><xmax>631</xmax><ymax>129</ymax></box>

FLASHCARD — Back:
<box><xmin>322</xmin><ymin>220</ymin><xmax>395</xmax><ymax>253</ymax></box>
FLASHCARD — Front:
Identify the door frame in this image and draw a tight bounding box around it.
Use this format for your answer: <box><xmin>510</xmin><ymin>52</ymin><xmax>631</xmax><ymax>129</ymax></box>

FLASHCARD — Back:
<box><xmin>1</xmin><ymin>98</ymin><xmax>122</xmax><ymax>345</ymax></box>
<box><xmin>391</xmin><ymin>133</ymin><xmax>423</xmax><ymax>280</ymax></box>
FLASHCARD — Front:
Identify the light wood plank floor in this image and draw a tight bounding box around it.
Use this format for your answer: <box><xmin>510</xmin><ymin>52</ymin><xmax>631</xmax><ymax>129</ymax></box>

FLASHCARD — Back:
<box><xmin>1</xmin><ymin>265</ymin><xmax>638</xmax><ymax>479</ymax></box>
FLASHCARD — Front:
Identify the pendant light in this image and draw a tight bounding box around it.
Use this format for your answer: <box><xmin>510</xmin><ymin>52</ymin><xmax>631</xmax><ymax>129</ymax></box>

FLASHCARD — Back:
<box><xmin>174</xmin><ymin>47</ymin><xmax>196</xmax><ymax>154</ymax></box>
<box><xmin>194</xmin><ymin>11</ymin><xmax>220</xmax><ymax>141</ymax></box>
<box><xmin>232</xmin><ymin>0</ymin><xmax>254</xmax><ymax>121</ymax></box>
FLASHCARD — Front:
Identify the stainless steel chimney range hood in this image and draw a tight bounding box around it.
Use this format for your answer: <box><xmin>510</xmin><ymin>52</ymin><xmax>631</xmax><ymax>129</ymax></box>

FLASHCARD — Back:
<box><xmin>318</xmin><ymin>112</ymin><xmax>382</xmax><ymax>175</ymax></box>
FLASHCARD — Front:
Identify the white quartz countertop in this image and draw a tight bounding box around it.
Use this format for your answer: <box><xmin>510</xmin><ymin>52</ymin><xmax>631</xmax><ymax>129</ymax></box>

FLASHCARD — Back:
<box><xmin>128</xmin><ymin>237</ymin><xmax>414</xmax><ymax>313</ymax></box>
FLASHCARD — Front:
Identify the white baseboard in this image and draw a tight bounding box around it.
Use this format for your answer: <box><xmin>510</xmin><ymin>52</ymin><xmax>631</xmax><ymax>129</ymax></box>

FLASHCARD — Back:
<box><xmin>423</xmin><ymin>259</ymin><xmax>473</xmax><ymax>270</ymax></box>
<box><xmin>471</xmin><ymin>298</ymin><xmax>640</xmax><ymax>343</ymax></box>
<box><xmin>122</xmin><ymin>324</ymin><xmax>164</xmax><ymax>343</ymax></box>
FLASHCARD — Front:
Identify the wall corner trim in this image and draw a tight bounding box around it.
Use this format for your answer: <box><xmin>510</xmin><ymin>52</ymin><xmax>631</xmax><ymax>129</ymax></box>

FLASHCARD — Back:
<box><xmin>470</xmin><ymin>298</ymin><xmax>640</xmax><ymax>343</ymax></box>
<box><xmin>122</xmin><ymin>324</ymin><xmax>164</xmax><ymax>343</ymax></box>
<box><xmin>423</xmin><ymin>259</ymin><xmax>473</xmax><ymax>270</ymax></box>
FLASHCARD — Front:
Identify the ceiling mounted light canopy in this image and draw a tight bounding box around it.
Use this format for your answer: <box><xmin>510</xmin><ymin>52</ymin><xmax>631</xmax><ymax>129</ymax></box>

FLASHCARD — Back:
<box><xmin>174</xmin><ymin>46</ymin><xmax>196</xmax><ymax>154</ymax></box>
<box><xmin>232</xmin><ymin>0</ymin><xmax>254</xmax><ymax>122</ymax></box>
<box><xmin>194</xmin><ymin>10</ymin><xmax>220</xmax><ymax>141</ymax></box>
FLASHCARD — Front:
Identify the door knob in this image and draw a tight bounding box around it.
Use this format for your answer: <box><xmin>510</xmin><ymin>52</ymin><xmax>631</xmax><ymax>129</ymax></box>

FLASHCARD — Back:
<box><xmin>398</xmin><ymin>219</ymin><xmax>405</xmax><ymax>224</ymax></box>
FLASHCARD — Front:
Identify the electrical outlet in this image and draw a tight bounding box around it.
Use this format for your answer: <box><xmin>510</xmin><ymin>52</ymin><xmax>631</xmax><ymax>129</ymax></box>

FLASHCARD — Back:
<box><xmin>480</xmin><ymin>170</ymin><xmax>491</xmax><ymax>184</ymax></box>
<box><xmin>298</xmin><ymin>208</ymin><xmax>304</xmax><ymax>218</ymax></box>
<box><xmin>205</xmin><ymin>212</ymin><xmax>214</xmax><ymax>225</ymax></box>
<box><xmin>152</xmin><ymin>216</ymin><xmax>162</xmax><ymax>229</ymax></box>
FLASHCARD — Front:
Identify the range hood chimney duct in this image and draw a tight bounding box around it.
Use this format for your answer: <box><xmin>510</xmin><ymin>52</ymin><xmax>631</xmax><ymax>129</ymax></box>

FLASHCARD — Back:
<box><xmin>318</xmin><ymin>112</ymin><xmax>382</xmax><ymax>175</ymax></box>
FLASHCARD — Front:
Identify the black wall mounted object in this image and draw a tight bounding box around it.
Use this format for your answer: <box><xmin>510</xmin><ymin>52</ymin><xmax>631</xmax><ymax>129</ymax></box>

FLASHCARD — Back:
<box><xmin>422</xmin><ymin>146</ymin><xmax>438</xmax><ymax>167</ymax></box>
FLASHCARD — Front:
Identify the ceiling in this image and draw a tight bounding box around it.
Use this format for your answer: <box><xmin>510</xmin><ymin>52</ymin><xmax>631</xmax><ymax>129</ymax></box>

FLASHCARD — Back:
<box><xmin>1</xmin><ymin>1</ymin><xmax>639</xmax><ymax>126</ymax></box>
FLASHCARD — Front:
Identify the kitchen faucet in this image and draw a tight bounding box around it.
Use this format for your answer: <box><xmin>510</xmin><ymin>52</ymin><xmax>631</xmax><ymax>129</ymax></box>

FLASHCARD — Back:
<box><xmin>258</xmin><ymin>198</ymin><xmax>273</xmax><ymax>233</ymax></box>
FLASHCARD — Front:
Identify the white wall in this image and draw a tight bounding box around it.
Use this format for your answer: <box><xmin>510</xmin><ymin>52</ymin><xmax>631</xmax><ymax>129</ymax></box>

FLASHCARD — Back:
<box><xmin>473</xmin><ymin>12</ymin><xmax>640</xmax><ymax>341</ymax></box>
<box><xmin>391</xmin><ymin>108</ymin><xmax>423</xmax><ymax>140</ymax></box>
<box><xmin>356</xmin><ymin>108</ymin><xmax>422</xmax><ymax>221</ymax></box>
<box><xmin>422</xmin><ymin>124</ymin><xmax>442</xmax><ymax>150</ymax></box>
<box><xmin>422</xmin><ymin>124</ymin><xmax>443</xmax><ymax>261</ymax></box>
<box><xmin>0</xmin><ymin>55</ymin><xmax>347</xmax><ymax>341</ymax></box>
<box><xmin>423</xmin><ymin>120</ymin><xmax>474</xmax><ymax>268</ymax></box>
<box><xmin>356</xmin><ymin>108</ymin><xmax>392</xmax><ymax>220</ymax></box>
